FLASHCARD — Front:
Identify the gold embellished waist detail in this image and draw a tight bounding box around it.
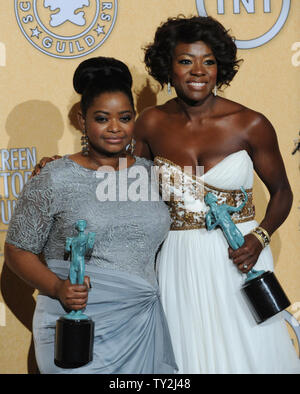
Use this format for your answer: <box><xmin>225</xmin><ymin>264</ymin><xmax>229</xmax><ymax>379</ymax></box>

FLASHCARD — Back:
<box><xmin>168</xmin><ymin>184</ymin><xmax>255</xmax><ymax>231</ymax></box>
<box><xmin>153</xmin><ymin>155</ymin><xmax>255</xmax><ymax>231</ymax></box>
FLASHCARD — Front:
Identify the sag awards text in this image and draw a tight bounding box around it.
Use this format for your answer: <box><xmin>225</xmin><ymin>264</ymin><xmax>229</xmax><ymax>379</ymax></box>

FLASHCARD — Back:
<box><xmin>0</xmin><ymin>147</ymin><xmax>36</xmax><ymax>225</ymax></box>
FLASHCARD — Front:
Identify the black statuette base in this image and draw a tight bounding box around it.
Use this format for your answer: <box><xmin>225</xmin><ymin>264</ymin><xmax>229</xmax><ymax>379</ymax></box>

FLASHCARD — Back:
<box><xmin>54</xmin><ymin>316</ymin><xmax>94</xmax><ymax>369</ymax></box>
<box><xmin>241</xmin><ymin>271</ymin><xmax>290</xmax><ymax>324</ymax></box>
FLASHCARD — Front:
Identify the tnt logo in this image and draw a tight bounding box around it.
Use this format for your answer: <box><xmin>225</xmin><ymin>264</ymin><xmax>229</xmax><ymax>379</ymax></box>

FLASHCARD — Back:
<box><xmin>196</xmin><ymin>0</ymin><xmax>291</xmax><ymax>49</ymax></box>
<box><xmin>15</xmin><ymin>0</ymin><xmax>118</xmax><ymax>59</ymax></box>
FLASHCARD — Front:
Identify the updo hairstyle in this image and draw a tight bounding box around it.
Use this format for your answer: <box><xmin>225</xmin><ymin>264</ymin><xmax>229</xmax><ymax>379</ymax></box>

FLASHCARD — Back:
<box><xmin>73</xmin><ymin>56</ymin><xmax>135</xmax><ymax>116</ymax></box>
<box><xmin>144</xmin><ymin>15</ymin><xmax>242</xmax><ymax>89</ymax></box>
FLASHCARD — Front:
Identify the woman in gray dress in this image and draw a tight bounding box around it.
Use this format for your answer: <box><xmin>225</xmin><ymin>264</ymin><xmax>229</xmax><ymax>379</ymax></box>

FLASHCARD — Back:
<box><xmin>4</xmin><ymin>57</ymin><xmax>177</xmax><ymax>374</ymax></box>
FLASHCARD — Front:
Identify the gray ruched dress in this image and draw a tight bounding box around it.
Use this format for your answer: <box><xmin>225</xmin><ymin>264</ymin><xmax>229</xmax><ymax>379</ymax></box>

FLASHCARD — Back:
<box><xmin>6</xmin><ymin>156</ymin><xmax>178</xmax><ymax>374</ymax></box>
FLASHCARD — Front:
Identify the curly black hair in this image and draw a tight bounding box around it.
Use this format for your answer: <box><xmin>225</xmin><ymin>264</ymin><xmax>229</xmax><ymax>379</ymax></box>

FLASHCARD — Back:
<box><xmin>144</xmin><ymin>15</ymin><xmax>242</xmax><ymax>89</ymax></box>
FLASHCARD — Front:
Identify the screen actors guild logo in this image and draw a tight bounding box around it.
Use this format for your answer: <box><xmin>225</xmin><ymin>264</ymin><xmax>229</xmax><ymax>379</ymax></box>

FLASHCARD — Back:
<box><xmin>15</xmin><ymin>1</ymin><xmax>118</xmax><ymax>59</ymax></box>
<box><xmin>196</xmin><ymin>0</ymin><xmax>290</xmax><ymax>49</ymax></box>
<box><xmin>45</xmin><ymin>0</ymin><xmax>90</xmax><ymax>27</ymax></box>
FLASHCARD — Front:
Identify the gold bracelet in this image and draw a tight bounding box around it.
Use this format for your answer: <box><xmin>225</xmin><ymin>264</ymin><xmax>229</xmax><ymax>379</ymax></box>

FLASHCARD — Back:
<box><xmin>251</xmin><ymin>231</ymin><xmax>265</xmax><ymax>248</ymax></box>
<box><xmin>251</xmin><ymin>226</ymin><xmax>270</xmax><ymax>248</ymax></box>
<box><xmin>257</xmin><ymin>226</ymin><xmax>271</xmax><ymax>242</ymax></box>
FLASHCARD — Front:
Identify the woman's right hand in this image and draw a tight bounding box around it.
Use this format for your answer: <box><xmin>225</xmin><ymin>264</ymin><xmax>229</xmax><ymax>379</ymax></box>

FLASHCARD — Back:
<box><xmin>31</xmin><ymin>155</ymin><xmax>62</xmax><ymax>177</ymax></box>
<box><xmin>55</xmin><ymin>276</ymin><xmax>90</xmax><ymax>311</ymax></box>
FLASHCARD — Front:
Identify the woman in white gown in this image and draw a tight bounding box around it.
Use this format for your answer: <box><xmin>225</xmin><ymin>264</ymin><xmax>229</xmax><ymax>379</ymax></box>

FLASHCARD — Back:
<box><xmin>134</xmin><ymin>16</ymin><xmax>300</xmax><ymax>373</ymax></box>
<box><xmin>154</xmin><ymin>151</ymin><xmax>299</xmax><ymax>373</ymax></box>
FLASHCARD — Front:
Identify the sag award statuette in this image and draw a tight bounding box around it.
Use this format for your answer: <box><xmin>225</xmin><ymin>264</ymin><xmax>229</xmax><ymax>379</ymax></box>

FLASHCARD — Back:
<box><xmin>54</xmin><ymin>219</ymin><xmax>96</xmax><ymax>368</ymax></box>
<box><xmin>205</xmin><ymin>188</ymin><xmax>290</xmax><ymax>324</ymax></box>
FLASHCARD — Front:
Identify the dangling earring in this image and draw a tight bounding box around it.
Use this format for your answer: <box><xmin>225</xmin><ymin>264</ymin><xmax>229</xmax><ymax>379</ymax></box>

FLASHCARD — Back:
<box><xmin>81</xmin><ymin>130</ymin><xmax>89</xmax><ymax>156</ymax></box>
<box><xmin>167</xmin><ymin>80</ymin><xmax>172</xmax><ymax>95</ymax></box>
<box><xmin>213</xmin><ymin>85</ymin><xmax>218</xmax><ymax>96</ymax></box>
<box><xmin>126</xmin><ymin>138</ymin><xmax>136</xmax><ymax>155</ymax></box>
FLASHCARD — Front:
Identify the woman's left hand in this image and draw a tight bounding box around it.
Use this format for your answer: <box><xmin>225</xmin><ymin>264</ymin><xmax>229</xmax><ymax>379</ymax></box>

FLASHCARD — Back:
<box><xmin>228</xmin><ymin>233</ymin><xmax>263</xmax><ymax>273</ymax></box>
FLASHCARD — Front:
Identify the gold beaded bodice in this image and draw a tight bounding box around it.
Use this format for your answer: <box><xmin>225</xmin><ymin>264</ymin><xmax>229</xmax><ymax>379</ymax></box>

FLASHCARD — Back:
<box><xmin>154</xmin><ymin>155</ymin><xmax>255</xmax><ymax>231</ymax></box>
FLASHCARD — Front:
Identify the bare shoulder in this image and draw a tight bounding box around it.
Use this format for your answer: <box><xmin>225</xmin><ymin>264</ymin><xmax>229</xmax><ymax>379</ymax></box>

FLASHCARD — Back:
<box><xmin>136</xmin><ymin>105</ymin><xmax>162</xmax><ymax>125</ymax></box>
<box><xmin>134</xmin><ymin>101</ymin><xmax>172</xmax><ymax>138</ymax></box>
<box><xmin>241</xmin><ymin>107</ymin><xmax>276</xmax><ymax>144</ymax></box>
<box><xmin>219</xmin><ymin>97</ymin><xmax>275</xmax><ymax>138</ymax></box>
<box><xmin>238</xmin><ymin>108</ymin><xmax>278</xmax><ymax>156</ymax></box>
<box><xmin>136</xmin><ymin>102</ymin><xmax>171</xmax><ymax>124</ymax></box>
<box><xmin>217</xmin><ymin>97</ymin><xmax>253</xmax><ymax>121</ymax></box>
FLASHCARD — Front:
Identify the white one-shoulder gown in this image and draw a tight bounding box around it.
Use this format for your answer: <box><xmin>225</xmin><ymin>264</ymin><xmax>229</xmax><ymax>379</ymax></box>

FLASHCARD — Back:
<box><xmin>155</xmin><ymin>150</ymin><xmax>300</xmax><ymax>374</ymax></box>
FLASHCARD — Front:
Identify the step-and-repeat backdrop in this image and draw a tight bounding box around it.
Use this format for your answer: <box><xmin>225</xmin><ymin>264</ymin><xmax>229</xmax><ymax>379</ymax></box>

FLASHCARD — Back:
<box><xmin>0</xmin><ymin>1</ymin><xmax>299</xmax><ymax>373</ymax></box>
